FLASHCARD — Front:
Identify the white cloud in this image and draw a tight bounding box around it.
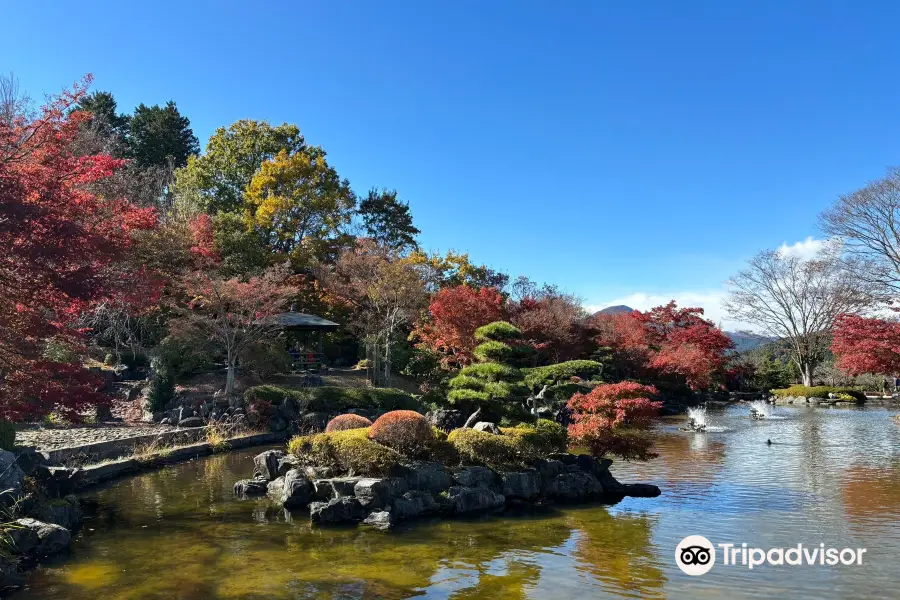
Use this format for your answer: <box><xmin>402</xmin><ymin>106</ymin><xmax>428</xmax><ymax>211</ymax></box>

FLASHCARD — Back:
<box><xmin>585</xmin><ymin>290</ymin><xmax>750</xmax><ymax>331</ymax></box>
<box><xmin>777</xmin><ymin>236</ymin><xmax>826</xmax><ymax>260</ymax></box>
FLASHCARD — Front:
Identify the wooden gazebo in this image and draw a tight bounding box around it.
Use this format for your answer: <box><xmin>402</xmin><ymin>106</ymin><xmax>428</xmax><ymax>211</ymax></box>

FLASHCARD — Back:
<box><xmin>270</xmin><ymin>305</ymin><xmax>339</xmax><ymax>371</ymax></box>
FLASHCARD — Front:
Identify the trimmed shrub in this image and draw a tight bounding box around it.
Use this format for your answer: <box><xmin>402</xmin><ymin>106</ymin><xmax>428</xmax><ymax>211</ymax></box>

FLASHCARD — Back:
<box><xmin>325</xmin><ymin>414</ymin><xmax>373</xmax><ymax>433</ymax></box>
<box><xmin>522</xmin><ymin>360</ymin><xmax>603</xmax><ymax>389</ymax></box>
<box><xmin>474</xmin><ymin>321</ymin><xmax>522</xmax><ymax>342</ymax></box>
<box><xmin>501</xmin><ymin>419</ymin><xmax>568</xmax><ymax>455</ymax></box>
<box><xmin>287</xmin><ymin>427</ymin><xmax>400</xmax><ymax>476</ymax></box>
<box><xmin>244</xmin><ymin>385</ymin><xmax>422</xmax><ymax>413</ymax></box>
<box><xmin>771</xmin><ymin>385</ymin><xmax>866</xmax><ymax>403</ymax></box>
<box><xmin>473</xmin><ymin>340</ymin><xmax>515</xmax><ymax>363</ymax></box>
<box><xmin>147</xmin><ymin>370</ymin><xmax>175</xmax><ymax>413</ymax></box>
<box><xmin>368</xmin><ymin>410</ymin><xmax>434</xmax><ymax>455</ymax></box>
<box><xmin>0</xmin><ymin>421</ymin><xmax>14</xmax><ymax>451</ymax></box>
<box><xmin>447</xmin><ymin>428</ymin><xmax>522</xmax><ymax>467</ymax></box>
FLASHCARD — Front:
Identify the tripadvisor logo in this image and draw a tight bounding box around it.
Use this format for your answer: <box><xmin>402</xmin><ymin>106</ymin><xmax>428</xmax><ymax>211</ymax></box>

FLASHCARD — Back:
<box><xmin>675</xmin><ymin>536</ymin><xmax>867</xmax><ymax>575</ymax></box>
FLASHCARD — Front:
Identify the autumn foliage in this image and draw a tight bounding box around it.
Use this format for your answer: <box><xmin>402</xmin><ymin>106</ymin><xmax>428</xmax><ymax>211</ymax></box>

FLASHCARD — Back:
<box><xmin>567</xmin><ymin>382</ymin><xmax>662</xmax><ymax>461</ymax></box>
<box><xmin>832</xmin><ymin>314</ymin><xmax>900</xmax><ymax>376</ymax></box>
<box><xmin>368</xmin><ymin>409</ymin><xmax>434</xmax><ymax>454</ymax></box>
<box><xmin>325</xmin><ymin>413</ymin><xmax>373</xmax><ymax>433</ymax></box>
<box><xmin>593</xmin><ymin>302</ymin><xmax>733</xmax><ymax>390</ymax></box>
<box><xmin>414</xmin><ymin>285</ymin><xmax>506</xmax><ymax>367</ymax></box>
<box><xmin>0</xmin><ymin>77</ymin><xmax>157</xmax><ymax>421</ymax></box>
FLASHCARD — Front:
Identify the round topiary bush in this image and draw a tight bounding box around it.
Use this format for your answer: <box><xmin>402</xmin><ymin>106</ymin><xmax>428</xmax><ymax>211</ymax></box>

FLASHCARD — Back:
<box><xmin>368</xmin><ymin>410</ymin><xmax>433</xmax><ymax>455</ymax></box>
<box><xmin>325</xmin><ymin>413</ymin><xmax>373</xmax><ymax>433</ymax></box>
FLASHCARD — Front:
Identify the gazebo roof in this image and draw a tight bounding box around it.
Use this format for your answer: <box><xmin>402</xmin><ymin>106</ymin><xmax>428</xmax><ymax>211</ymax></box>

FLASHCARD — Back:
<box><xmin>270</xmin><ymin>310</ymin><xmax>340</xmax><ymax>331</ymax></box>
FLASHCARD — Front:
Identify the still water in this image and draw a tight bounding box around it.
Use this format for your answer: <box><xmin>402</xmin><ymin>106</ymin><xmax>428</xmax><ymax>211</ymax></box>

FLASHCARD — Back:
<box><xmin>13</xmin><ymin>405</ymin><xmax>900</xmax><ymax>599</ymax></box>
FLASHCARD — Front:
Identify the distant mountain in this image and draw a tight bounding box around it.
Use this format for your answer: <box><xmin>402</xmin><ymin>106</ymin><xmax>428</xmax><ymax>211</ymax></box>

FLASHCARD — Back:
<box><xmin>727</xmin><ymin>331</ymin><xmax>776</xmax><ymax>353</ymax></box>
<box><xmin>593</xmin><ymin>305</ymin><xmax>633</xmax><ymax>316</ymax></box>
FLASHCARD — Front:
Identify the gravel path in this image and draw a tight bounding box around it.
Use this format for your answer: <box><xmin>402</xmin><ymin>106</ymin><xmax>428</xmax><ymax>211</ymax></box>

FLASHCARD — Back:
<box><xmin>16</xmin><ymin>424</ymin><xmax>178</xmax><ymax>451</ymax></box>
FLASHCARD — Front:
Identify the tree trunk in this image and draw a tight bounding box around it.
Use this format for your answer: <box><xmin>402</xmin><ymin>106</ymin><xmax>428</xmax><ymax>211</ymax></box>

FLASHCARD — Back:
<box><xmin>225</xmin><ymin>349</ymin><xmax>236</xmax><ymax>399</ymax></box>
<box><xmin>800</xmin><ymin>361</ymin><xmax>813</xmax><ymax>387</ymax></box>
<box><xmin>463</xmin><ymin>407</ymin><xmax>482</xmax><ymax>428</ymax></box>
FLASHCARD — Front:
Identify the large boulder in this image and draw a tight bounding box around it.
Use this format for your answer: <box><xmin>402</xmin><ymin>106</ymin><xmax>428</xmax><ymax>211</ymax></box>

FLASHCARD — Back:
<box><xmin>309</xmin><ymin>496</ymin><xmax>365</xmax><ymax>524</ymax></box>
<box><xmin>354</xmin><ymin>478</ymin><xmax>408</xmax><ymax>510</ymax></box>
<box><xmin>178</xmin><ymin>417</ymin><xmax>205</xmax><ymax>428</ymax></box>
<box><xmin>447</xmin><ymin>486</ymin><xmax>505</xmax><ymax>514</ymax></box>
<box><xmin>532</xmin><ymin>458</ymin><xmax>566</xmax><ymax>486</ymax></box>
<box><xmin>472</xmin><ymin>422</ymin><xmax>501</xmax><ymax>435</ymax></box>
<box><xmin>452</xmin><ymin>466</ymin><xmax>498</xmax><ymax>491</ymax></box>
<box><xmin>266</xmin><ymin>477</ymin><xmax>285</xmax><ymax>502</ymax></box>
<box><xmin>545</xmin><ymin>471</ymin><xmax>603</xmax><ymax>502</ymax></box>
<box><xmin>425</xmin><ymin>409</ymin><xmax>464</xmax><ymax>432</ymax></box>
<box><xmin>500</xmin><ymin>471</ymin><xmax>542</xmax><ymax>500</ymax></box>
<box><xmin>400</xmin><ymin>461</ymin><xmax>453</xmax><ymax>495</ymax></box>
<box><xmin>9</xmin><ymin>519</ymin><xmax>71</xmax><ymax>556</ymax></box>
<box><xmin>298</xmin><ymin>412</ymin><xmax>329</xmax><ymax>434</ymax></box>
<box><xmin>312</xmin><ymin>477</ymin><xmax>363</xmax><ymax>501</ymax></box>
<box><xmin>0</xmin><ymin>451</ymin><xmax>25</xmax><ymax>503</ymax></box>
<box><xmin>392</xmin><ymin>490</ymin><xmax>439</xmax><ymax>520</ymax></box>
<box><xmin>280</xmin><ymin>469</ymin><xmax>313</xmax><ymax>509</ymax></box>
<box><xmin>253</xmin><ymin>450</ymin><xmax>286</xmax><ymax>481</ymax></box>
<box><xmin>277</xmin><ymin>455</ymin><xmax>300</xmax><ymax>477</ymax></box>
<box><xmin>362</xmin><ymin>510</ymin><xmax>395</xmax><ymax>531</ymax></box>
<box><xmin>234</xmin><ymin>478</ymin><xmax>269</xmax><ymax>497</ymax></box>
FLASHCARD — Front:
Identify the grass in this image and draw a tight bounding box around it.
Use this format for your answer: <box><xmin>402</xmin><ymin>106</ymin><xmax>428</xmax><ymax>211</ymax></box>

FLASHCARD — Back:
<box><xmin>771</xmin><ymin>385</ymin><xmax>866</xmax><ymax>403</ymax></box>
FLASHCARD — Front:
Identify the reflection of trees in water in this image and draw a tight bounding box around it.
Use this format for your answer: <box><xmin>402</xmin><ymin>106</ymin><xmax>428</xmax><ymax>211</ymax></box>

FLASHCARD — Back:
<box><xmin>841</xmin><ymin>461</ymin><xmax>900</xmax><ymax>531</ymax></box>
<box><xmin>615</xmin><ymin>432</ymin><xmax>726</xmax><ymax>489</ymax></box>
<box><xmin>567</xmin><ymin>507</ymin><xmax>665</xmax><ymax>599</ymax></box>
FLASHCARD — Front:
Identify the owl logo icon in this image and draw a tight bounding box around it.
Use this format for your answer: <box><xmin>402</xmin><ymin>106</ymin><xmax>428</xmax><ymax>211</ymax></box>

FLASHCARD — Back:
<box><xmin>675</xmin><ymin>536</ymin><xmax>716</xmax><ymax>575</ymax></box>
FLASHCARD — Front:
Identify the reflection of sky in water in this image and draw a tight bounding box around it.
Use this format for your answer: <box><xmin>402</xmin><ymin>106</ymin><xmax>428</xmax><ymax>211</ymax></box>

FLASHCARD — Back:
<box><xmin>14</xmin><ymin>405</ymin><xmax>900</xmax><ymax>600</ymax></box>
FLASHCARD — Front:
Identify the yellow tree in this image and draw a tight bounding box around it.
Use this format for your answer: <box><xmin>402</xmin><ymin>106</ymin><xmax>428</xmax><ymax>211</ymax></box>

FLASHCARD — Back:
<box><xmin>244</xmin><ymin>149</ymin><xmax>356</xmax><ymax>268</ymax></box>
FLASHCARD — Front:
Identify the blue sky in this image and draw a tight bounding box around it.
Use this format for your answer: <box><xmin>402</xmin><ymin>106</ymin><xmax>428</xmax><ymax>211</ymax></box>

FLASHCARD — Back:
<box><xmin>4</xmin><ymin>1</ymin><xmax>900</xmax><ymax>327</ymax></box>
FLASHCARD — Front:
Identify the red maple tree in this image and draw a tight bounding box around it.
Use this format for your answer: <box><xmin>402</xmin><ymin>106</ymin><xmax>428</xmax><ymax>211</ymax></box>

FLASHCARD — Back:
<box><xmin>832</xmin><ymin>314</ymin><xmax>900</xmax><ymax>376</ymax></box>
<box><xmin>567</xmin><ymin>382</ymin><xmax>662</xmax><ymax>461</ymax></box>
<box><xmin>593</xmin><ymin>302</ymin><xmax>733</xmax><ymax>390</ymax></box>
<box><xmin>413</xmin><ymin>285</ymin><xmax>506</xmax><ymax>367</ymax></box>
<box><xmin>0</xmin><ymin>76</ymin><xmax>157</xmax><ymax>421</ymax></box>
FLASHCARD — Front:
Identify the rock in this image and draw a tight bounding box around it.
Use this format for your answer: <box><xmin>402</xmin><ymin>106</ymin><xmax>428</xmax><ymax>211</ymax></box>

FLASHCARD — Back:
<box><xmin>28</xmin><ymin>496</ymin><xmax>83</xmax><ymax>531</ymax></box>
<box><xmin>298</xmin><ymin>412</ymin><xmax>328</xmax><ymax>434</ymax></box>
<box><xmin>178</xmin><ymin>417</ymin><xmax>205</xmax><ymax>428</ymax></box>
<box><xmin>281</xmin><ymin>469</ymin><xmax>313</xmax><ymax>509</ymax></box>
<box><xmin>620</xmin><ymin>483</ymin><xmax>661</xmax><ymax>498</ymax></box>
<box><xmin>400</xmin><ymin>461</ymin><xmax>453</xmax><ymax>495</ymax></box>
<box><xmin>309</xmin><ymin>496</ymin><xmax>365</xmax><ymax>524</ymax></box>
<box><xmin>34</xmin><ymin>466</ymin><xmax>82</xmax><ymax>498</ymax></box>
<box><xmin>253</xmin><ymin>450</ymin><xmax>286</xmax><ymax>481</ymax></box>
<box><xmin>312</xmin><ymin>477</ymin><xmax>363</xmax><ymax>501</ymax></box>
<box><xmin>277</xmin><ymin>454</ymin><xmax>300</xmax><ymax>477</ymax></box>
<box><xmin>425</xmin><ymin>409</ymin><xmax>464</xmax><ymax>432</ymax></box>
<box><xmin>392</xmin><ymin>490</ymin><xmax>439</xmax><ymax>519</ymax></box>
<box><xmin>447</xmin><ymin>486</ymin><xmax>505</xmax><ymax>514</ymax></box>
<box><xmin>234</xmin><ymin>478</ymin><xmax>269</xmax><ymax>497</ymax></box>
<box><xmin>452</xmin><ymin>466</ymin><xmax>498</xmax><ymax>490</ymax></box>
<box><xmin>472</xmin><ymin>422</ymin><xmax>501</xmax><ymax>435</ymax></box>
<box><xmin>12</xmin><ymin>446</ymin><xmax>46</xmax><ymax>477</ymax></box>
<box><xmin>303</xmin><ymin>466</ymin><xmax>334</xmax><ymax>480</ymax></box>
<box><xmin>0</xmin><ymin>451</ymin><xmax>26</xmax><ymax>504</ymax></box>
<box><xmin>545</xmin><ymin>471</ymin><xmax>603</xmax><ymax>501</ymax></box>
<box><xmin>266</xmin><ymin>477</ymin><xmax>285</xmax><ymax>502</ymax></box>
<box><xmin>547</xmin><ymin>452</ymin><xmax>578</xmax><ymax>465</ymax></box>
<box><xmin>362</xmin><ymin>510</ymin><xmax>395</xmax><ymax>530</ymax></box>
<box><xmin>500</xmin><ymin>471</ymin><xmax>542</xmax><ymax>500</ymax></box>
<box><xmin>354</xmin><ymin>477</ymin><xmax>408</xmax><ymax>509</ymax></box>
<box><xmin>575</xmin><ymin>455</ymin><xmax>612</xmax><ymax>479</ymax></box>
<box><xmin>532</xmin><ymin>458</ymin><xmax>566</xmax><ymax>485</ymax></box>
<box><xmin>93</xmin><ymin>403</ymin><xmax>114</xmax><ymax>422</ymax></box>
<box><xmin>10</xmin><ymin>518</ymin><xmax>71</xmax><ymax>556</ymax></box>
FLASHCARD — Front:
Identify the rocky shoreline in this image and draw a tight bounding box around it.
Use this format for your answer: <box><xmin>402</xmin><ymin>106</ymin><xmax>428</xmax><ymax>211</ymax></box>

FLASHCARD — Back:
<box><xmin>234</xmin><ymin>449</ymin><xmax>660</xmax><ymax>530</ymax></box>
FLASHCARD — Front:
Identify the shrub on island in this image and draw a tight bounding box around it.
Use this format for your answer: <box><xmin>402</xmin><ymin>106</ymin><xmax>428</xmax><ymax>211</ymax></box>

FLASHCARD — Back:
<box><xmin>770</xmin><ymin>385</ymin><xmax>865</xmax><ymax>403</ymax></box>
<box><xmin>325</xmin><ymin>414</ymin><xmax>373</xmax><ymax>433</ymax></box>
<box><xmin>288</xmin><ymin>427</ymin><xmax>400</xmax><ymax>476</ymax></box>
<box><xmin>368</xmin><ymin>410</ymin><xmax>434</xmax><ymax>455</ymax></box>
<box><xmin>447</xmin><ymin>419</ymin><xmax>568</xmax><ymax>468</ymax></box>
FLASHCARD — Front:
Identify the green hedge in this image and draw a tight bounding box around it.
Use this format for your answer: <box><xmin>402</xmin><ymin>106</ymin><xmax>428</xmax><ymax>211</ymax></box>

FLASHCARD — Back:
<box><xmin>522</xmin><ymin>360</ymin><xmax>603</xmax><ymax>389</ymax></box>
<box><xmin>771</xmin><ymin>385</ymin><xmax>866</xmax><ymax>403</ymax></box>
<box><xmin>245</xmin><ymin>385</ymin><xmax>422</xmax><ymax>413</ymax></box>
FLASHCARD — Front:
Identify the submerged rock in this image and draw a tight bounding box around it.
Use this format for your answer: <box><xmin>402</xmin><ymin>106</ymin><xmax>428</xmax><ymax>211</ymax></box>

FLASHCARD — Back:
<box><xmin>620</xmin><ymin>483</ymin><xmax>661</xmax><ymax>498</ymax></box>
<box><xmin>447</xmin><ymin>486</ymin><xmax>505</xmax><ymax>514</ymax></box>
<box><xmin>9</xmin><ymin>519</ymin><xmax>71</xmax><ymax>556</ymax></box>
<box><xmin>309</xmin><ymin>496</ymin><xmax>365</xmax><ymax>524</ymax></box>
<box><xmin>354</xmin><ymin>478</ymin><xmax>408</xmax><ymax>509</ymax></box>
<box><xmin>234</xmin><ymin>478</ymin><xmax>269</xmax><ymax>497</ymax></box>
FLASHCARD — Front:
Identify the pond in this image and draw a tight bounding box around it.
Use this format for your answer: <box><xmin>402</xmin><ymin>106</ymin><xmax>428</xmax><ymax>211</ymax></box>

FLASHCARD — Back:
<box><xmin>13</xmin><ymin>405</ymin><xmax>900</xmax><ymax>599</ymax></box>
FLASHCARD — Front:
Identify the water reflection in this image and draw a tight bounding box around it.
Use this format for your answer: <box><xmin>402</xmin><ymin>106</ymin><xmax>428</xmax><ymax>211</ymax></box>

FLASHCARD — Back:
<box><xmin>14</xmin><ymin>405</ymin><xmax>900</xmax><ymax>600</ymax></box>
